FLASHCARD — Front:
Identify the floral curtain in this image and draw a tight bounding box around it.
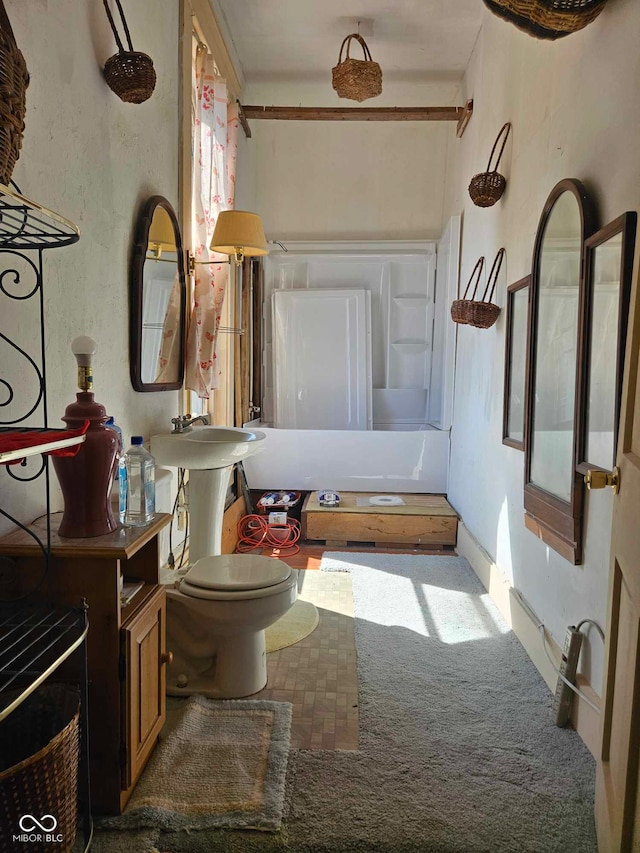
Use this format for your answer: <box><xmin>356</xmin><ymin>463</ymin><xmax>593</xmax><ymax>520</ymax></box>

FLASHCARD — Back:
<box><xmin>185</xmin><ymin>49</ymin><xmax>239</xmax><ymax>398</ymax></box>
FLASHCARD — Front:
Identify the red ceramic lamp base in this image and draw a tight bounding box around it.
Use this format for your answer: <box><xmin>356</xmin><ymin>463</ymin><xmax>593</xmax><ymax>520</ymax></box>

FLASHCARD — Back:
<box><xmin>52</xmin><ymin>392</ymin><xmax>118</xmax><ymax>539</ymax></box>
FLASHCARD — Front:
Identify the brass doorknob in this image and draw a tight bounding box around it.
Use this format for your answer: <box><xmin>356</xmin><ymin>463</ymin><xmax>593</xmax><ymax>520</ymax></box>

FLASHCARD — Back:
<box><xmin>161</xmin><ymin>651</ymin><xmax>174</xmax><ymax>665</ymax></box>
<box><xmin>585</xmin><ymin>466</ymin><xmax>620</xmax><ymax>495</ymax></box>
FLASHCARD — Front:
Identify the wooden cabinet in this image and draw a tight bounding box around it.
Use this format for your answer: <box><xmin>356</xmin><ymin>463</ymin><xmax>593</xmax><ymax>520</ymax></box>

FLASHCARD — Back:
<box><xmin>122</xmin><ymin>584</ymin><xmax>166</xmax><ymax>790</ymax></box>
<box><xmin>0</xmin><ymin>512</ymin><xmax>172</xmax><ymax>814</ymax></box>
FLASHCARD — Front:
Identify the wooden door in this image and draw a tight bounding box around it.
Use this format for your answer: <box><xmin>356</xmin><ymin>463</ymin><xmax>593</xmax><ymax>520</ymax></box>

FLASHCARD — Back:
<box><xmin>121</xmin><ymin>586</ymin><xmax>167</xmax><ymax>794</ymax></box>
<box><xmin>596</xmin><ymin>258</ymin><xmax>640</xmax><ymax>851</ymax></box>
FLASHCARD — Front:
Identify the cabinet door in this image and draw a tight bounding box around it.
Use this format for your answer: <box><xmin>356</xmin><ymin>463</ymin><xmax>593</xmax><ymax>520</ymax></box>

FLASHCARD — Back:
<box><xmin>121</xmin><ymin>585</ymin><xmax>166</xmax><ymax>790</ymax></box>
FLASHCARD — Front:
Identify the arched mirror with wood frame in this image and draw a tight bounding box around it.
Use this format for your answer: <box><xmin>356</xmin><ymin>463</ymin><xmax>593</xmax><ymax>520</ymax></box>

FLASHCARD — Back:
<box><xmin>130</xmin><ymin>196</ymin><xmax>187</xmax><ymax>392</ymax></box>
<box><xmin>524</xmin><ymin>179</ymin><xmax>597</xmax><ymax>565</ymax></box>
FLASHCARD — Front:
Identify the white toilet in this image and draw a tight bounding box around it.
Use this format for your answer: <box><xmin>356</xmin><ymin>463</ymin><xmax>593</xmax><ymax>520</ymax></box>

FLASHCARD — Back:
<box><xmin>165</xmin><ymin>553</ymin><xmax>298</xmax><ymax>698</ymax></box>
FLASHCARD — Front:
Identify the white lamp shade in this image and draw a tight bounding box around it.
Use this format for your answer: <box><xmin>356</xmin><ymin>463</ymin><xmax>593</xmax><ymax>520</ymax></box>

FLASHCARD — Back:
<box><xmin>148</xmin><ymin>206</ymin><xmax>176</xmax><ymax>252</ymax></box>
<box><xmin>210</xmin><ymin>210</ymin><xmax>268</xmax><ymax>257</ymax></box>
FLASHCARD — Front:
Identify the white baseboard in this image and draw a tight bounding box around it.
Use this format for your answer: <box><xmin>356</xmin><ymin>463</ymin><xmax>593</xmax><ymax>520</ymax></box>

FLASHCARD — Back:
<box><xmin>456</xmin><ymin>522</ymin><xmax>601</xmax><ymax>757</ymax></box>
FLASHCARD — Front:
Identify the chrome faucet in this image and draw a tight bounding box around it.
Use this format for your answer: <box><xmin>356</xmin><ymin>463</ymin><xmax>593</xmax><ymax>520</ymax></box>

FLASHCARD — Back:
<box><xmin>170</xmin><ymin>413</ymin><xmax>210</xmax><ymax>434</ymax></box>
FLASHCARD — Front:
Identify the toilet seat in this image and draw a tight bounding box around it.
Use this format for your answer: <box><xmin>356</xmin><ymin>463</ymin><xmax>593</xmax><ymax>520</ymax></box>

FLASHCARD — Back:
<box><xmin>178</xmin><ymin>554</ymin><xmax>296</xmax><ymax>601</ymax></box>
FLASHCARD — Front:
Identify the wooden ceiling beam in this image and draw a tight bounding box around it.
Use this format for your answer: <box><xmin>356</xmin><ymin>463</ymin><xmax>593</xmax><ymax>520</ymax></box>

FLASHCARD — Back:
<box><xmin>456</xmin><ymin>100</ymin><xmax>474</xmax><ymax>138</ymax></box>
<box><xmin>241</xmin><ymin>105</ymin><xmax>465</xmax><ymax>124</ymax></box>
<box><xmin>236</xmin><ymin>101</ymin><xmax>252</xmax><ymax>139</ymax></box>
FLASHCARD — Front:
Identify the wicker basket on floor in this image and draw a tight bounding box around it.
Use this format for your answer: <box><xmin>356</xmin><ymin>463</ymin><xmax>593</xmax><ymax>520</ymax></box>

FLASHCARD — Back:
<box><xmin>332</xmin><ymin>34</ymin><xmax>382</xmax><ymax>102</ymax></box>
<box><xmin>451</xmin><ymin>256</ymin><xmax>485</xmax><ymax>325</ymax></box>
<box><xmin>468</xmin><ymin>248</ymin><xmax>505</xmax><ymax>329</ymax></box>
<box><xmin>102</xmin><ymin>0</ymin><xmax>156</xmax><ymax>103</ymax></box>
<box><xmin>468</xmin><ymin>123</ymin><xmax>511</xmax><ymax>208</ymax></box>
<box><xmin>483</xmin><ymin>0</ymin><xmax>609</xmax><ymax>39</ymax></box>
<box><xmin>0</xmin><ymin>0</ymin><xmax>29</xmax><ymax>186</ymax></box>
<box><xmin>0</xmin><ymin>684</ymin><xmax>80</xmax><ymax>853</ymax></box>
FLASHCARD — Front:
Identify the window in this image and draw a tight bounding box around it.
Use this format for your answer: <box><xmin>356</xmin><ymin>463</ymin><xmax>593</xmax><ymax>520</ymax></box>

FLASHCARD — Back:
<box><xmin>523</xmin><ymin>180</ymin><xmax>596</xmax><ymax>564</ymax></box>
<box><xmin>503</xmin><ymin>276</ymin><xmax>530</xmax><ymax>450</ymax></box>
<box><xmin>521</xmin><ymin>180</ymin><xmax>636</xmax><ymax>564</ymax></box>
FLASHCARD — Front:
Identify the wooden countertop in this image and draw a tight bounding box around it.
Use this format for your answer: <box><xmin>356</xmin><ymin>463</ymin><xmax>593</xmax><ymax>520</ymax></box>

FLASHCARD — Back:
<box><xmin>0</xmin><ymin>513</ymin><xmax>172</xmax><ymax>559</ymax></box>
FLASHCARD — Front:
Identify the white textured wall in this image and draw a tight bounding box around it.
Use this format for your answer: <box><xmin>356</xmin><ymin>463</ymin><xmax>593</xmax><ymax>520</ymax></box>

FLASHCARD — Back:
<box><xmin>235</xmin><ymin>79</ymin><xmax>460</xmax><ymax>241</ymax></box>
<box><xmin>2</xmin><ymin>0</ymin><xmax>180</xmax><ymax>531</ymax></box>
<box><xmin>443</xmin><ymin>0</ymin><xmax>640</xmax><ymax>691</ymax></box>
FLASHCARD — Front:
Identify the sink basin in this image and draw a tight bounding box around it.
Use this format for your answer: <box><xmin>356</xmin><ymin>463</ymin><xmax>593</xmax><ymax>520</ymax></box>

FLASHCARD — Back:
<box><xmin>151</xmin><ymin>426</ymin><xmax>266</xmax><ymax>471</ymax></box>
<box><xmin>150</xmin><ymin>425</ymin><xmax>266</xmax><ymax>562</ymax></box>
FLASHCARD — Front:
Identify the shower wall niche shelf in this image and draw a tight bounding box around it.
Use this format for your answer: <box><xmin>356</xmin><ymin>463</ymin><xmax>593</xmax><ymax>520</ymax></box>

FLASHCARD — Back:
<box><xmin>392</xmin><ymin>296</ymin><xmax>428</xmax><ymax>307</ymax></box>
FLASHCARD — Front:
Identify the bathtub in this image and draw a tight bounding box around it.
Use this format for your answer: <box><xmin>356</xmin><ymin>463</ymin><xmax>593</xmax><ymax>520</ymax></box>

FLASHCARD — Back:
<box><xmin>241</xmin><ymin>424</ymin><xmax>449</xmax><ymax>494</ymax></box>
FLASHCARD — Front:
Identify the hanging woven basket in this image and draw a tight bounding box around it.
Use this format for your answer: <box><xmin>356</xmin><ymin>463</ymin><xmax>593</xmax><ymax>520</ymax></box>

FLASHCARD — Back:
<box><xmin>483</xmin><ymin>0</ymin><xmax>609</xmax><ymax>39</ymax></box>
<box><xmin>0</xmin><ymin>0</ymin><xmax>29</xmax><ymax>186</ymax></box>
<box><xmin>332</xmin><ymin>34</ymin><xmax>382</xmax><ymax>103</ymax></box>
<box><xmin>451</xmin><ymin>256</ymin><xmax>485</xmax><ymax>325</ymax></box>
<box><xmin>468</xmin><ymin>248</ymin><xmax>505</xmax><ymax>330</ymax></box>
<box><xmin>468</xmin><ymin>123</ymin><xmax>511</xmax><ymax>208</ymax></box>
<box><xmin>102</xmin><ymin>0</ymin><xmax>156</xmax><ymax>104</ymax></box>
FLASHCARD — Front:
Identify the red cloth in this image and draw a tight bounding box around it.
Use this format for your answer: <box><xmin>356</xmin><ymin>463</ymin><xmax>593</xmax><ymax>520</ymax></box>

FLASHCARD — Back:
<box><xmin>0</xmin><ymin>421</ymin><xmax>90</xmax><ymax>464</ymax></box>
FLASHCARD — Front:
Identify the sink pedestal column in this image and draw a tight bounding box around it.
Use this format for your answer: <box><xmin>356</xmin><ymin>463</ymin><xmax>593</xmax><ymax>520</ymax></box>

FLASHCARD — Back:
<box><xmin>188</xmin><ymin>465</ymin><xmax>234</xmax><ymax>562</ymax></box>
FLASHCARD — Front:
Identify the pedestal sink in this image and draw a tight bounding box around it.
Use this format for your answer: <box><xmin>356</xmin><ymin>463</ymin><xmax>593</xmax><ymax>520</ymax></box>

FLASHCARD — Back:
<box><xmin>150</xmin><ymin>426</ymin><xmax>265</xmax><ymax>563</ymax></box>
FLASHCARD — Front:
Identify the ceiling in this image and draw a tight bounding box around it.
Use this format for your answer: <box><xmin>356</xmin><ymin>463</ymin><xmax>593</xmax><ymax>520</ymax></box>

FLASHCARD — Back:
<box><xmin>214</xmin><ymin>0</ymin><xmax>484</xmax><ymax>84</ymax></box>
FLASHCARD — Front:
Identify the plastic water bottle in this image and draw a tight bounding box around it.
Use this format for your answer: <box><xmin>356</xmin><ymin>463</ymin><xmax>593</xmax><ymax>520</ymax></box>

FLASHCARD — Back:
<box><xmin>123</xmin><ymin>436</ymin><xmax>155</xmax><ymax>527</ymax></box>
<box><xmin>105</xmin><ymin>416</ymin><xmax>122</xmax><ymax>456</ymax></box>
<box><xmin>105</xmin><ymin>417</ymin><xmax>127</xmax><ymax>524</ymax></box>
<box><xmin>118</xmin><ymin>453</ymin><xmax>128</xmax><ymax>525</ymax></box>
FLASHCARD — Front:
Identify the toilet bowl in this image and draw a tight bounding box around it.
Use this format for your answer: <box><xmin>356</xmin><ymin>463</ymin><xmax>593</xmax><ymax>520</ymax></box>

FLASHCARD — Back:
<box><xmin>165</xmin><ymin>553</ymin><xmax>298</xmax><ymax>699</ymax></box>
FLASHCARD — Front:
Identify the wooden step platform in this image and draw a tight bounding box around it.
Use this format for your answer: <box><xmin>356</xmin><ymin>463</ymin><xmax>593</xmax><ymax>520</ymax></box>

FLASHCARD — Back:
<box><xmin>302</xmin><ymin>492</ymin><xmax>458</xmax><ymax>549</ymax></box>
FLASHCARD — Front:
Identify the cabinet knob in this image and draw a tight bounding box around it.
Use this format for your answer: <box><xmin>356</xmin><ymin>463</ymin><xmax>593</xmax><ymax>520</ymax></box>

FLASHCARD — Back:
<box><xmin>161</xmin><ymin>651</ymin><xmax>174</xmax><ymax>665</ymax></box>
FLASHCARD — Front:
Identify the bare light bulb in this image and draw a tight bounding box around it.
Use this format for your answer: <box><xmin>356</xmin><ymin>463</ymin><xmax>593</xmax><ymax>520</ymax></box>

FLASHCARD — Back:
<box><xmin>71</xmin><ymin>335</ymin><xmax>97</xmax><ymax>391</ymax></box>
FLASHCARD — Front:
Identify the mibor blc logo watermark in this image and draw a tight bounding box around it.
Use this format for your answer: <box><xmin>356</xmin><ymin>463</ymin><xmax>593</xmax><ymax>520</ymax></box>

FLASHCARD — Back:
<box><xmin>13</xmin><ymin>814</ymin><xmax>64</xmax><ymax>844</ymax></box>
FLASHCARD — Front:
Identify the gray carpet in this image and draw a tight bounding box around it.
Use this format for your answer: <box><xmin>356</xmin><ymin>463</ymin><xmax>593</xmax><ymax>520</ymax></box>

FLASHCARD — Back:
<box><xmin>93</xmin><ymin>553</ymin><xmax>597</xmax><ymax>853</ymax></box>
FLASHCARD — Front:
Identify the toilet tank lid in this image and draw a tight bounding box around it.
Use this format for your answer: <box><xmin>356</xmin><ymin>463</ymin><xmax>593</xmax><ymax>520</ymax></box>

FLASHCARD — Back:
<box><xmin>184</xmin><ymin>554</ymin><xmax>292</xmax><ymax>591</ymax></box>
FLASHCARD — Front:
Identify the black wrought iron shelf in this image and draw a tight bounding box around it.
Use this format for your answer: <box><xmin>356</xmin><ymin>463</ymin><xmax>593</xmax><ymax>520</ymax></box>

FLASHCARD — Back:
<box><xmin>0</xmin><ymin>183</ymin><xmax>80</xmax><ymax>250</ymax></box>
<box><xmin>0</xmin><ymin>427</ymin><xmax>86</xmax><ymax>464</ymax></box>
<box><xmin>0</xmin><ymin>186</ymin><xmax>91</xmax><ymax>849</ymax></box>
<box><xmin>0</xmin><ymin>182</ymin><xmax>82</xmax><ymax>545</ymax></box>
<box><xmin>0</xmin><ymin>601</ymin><xmax>88</xmax><ymax>722</ymax></box>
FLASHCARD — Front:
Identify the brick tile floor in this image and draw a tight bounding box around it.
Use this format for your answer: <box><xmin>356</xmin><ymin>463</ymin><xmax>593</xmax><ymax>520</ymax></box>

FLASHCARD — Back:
<box><xmin>254</xmin><ymin>569</ymin><xmax>359</xmax><ymax>750</ymax></box>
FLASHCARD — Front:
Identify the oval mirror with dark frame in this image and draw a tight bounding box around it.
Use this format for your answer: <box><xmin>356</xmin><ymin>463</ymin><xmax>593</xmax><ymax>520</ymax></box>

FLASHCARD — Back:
<box><xmin>577</xmin><ymin>212</ymin><xmax>636</xmax><ymax>476</ymax></box>
<box><xmin>524</xmin><ymin>179</ymin><xmax>597</xmax><ymax>565</ymax></box>
<box><xmin>130</xmin><ymin>196</ymin><xmax>187</xmax><ymax>392</ymax></box>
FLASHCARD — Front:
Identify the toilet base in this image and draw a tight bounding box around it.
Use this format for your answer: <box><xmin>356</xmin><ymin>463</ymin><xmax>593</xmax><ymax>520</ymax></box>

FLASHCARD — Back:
<box><xmin>166</xmin><ymin>627</ymin><xmax>268</xmax><ymax>699</ymax></box>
